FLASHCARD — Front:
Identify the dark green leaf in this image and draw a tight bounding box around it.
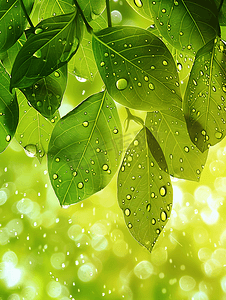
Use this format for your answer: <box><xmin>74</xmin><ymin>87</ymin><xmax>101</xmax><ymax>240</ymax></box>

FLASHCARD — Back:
<box><xmin>126</xmin><ymin>0</ymin><xmax>153</xmax><ymax>21</ymax></box>
<box><xmin>183</xmin><ymin>37</ymin><xmax>226</xmax><ymax>152</ymax></box>
<box><xmin>77</xmin><ymin>0</ymin><xmax>106</xmax><ymax>22</ymax></box>
<box><xmin>117</xmin><ymin>126</ymin><xmax>173</xmax><ymax>252</ymax></box>
<box><xmin>39</xmin><ymin>0</ymin><xmax>74</xmax><ymax>19</ymax></box>
<box><xmin>92</xmin><ymin>26</ymin><xmax>181</xmax><ymax>111</ymax></box>
<box><xmin>0</xmin><ymin>63</ymin><xmax>18</xmax><ymax>152</ymax></box>
<box><xmin>214</xmin><ymin>0</ymin><xmax>226</xmax><ymax>26</ymax></box>
<box><xmin>145</xmin><ymin>106</ymin><xmax>208</xmax><ymax>181</ymax></box>
<box><xmin>48</xmin><ymin>91</ymin><xmax>123</xmax><ymax>206</ymax></box>
<box><xmin>0</xmin><ymin>0</ymin><xmax>34</xmax><ymax>53</ymax></box>
<box><xmin>21</xmin><ymin>65</ymin><xmax>67</xmax><ymax>119</ymax></box>
<box><xmin>10</xmin><ymin>12</ymin><xmax>83</xmax><ymax>90</ymax></box>
<box><xmin>69</xmin><ymin>15</ymin><xmax>107</xmax><ymax>81</ymax></box>
<box><xmin>15</xmin><ymin>90</ymin><xmax>59</xmax><ymax>162</ymax></box>
<box><xmin>149</xmin><ymin>0</ymin><xmax>219</xmax><ymax>55</ymax></box>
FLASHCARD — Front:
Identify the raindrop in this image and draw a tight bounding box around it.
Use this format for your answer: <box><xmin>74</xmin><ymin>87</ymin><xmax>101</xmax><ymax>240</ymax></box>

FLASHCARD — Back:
<box><xmin>53</xmin><ymin>174</ymin><xmax>58</xmax><ymax>180</ymax></box>
<box><xmin>212</xmin><ymin>86</ymin><xmax>216</xmax><ymax>92</ymax></box>
<box><xmin>161</xmin><ymin>8</ymin><xmax>166</xmax><ymax>13</ymax></box>
<box><xmin>116</xmin><ymin>78</ymin><xmax>128</xmax><ymax>90</ymax></box>
<box><xmin>55</xmin><ymin>157</ymin><xmax>60</xmax><ymax>162</ymax></box>
<box><xmin>193</xmin><ymin>79</ymin><xmax>197</xmax><ymax>86</ymax></box>
<box><xmin>6</xmin><ymin>135</ymin><xmax>11</xmax><ymax>142</ymax></box>
<box><xmin>82</xmin><ymin>121</ymin><xmax>89</xmax><ymax>127</ymax></box>
<box><xmin>187</xmin><ymin>45</ymin><xmax>192</xmax><ymax>50</ymax></box>
<box><xmin>100</xmin><ymin>61</ymin><xmax>105</xmax><ymax>67</ymax></box>
<box><xmin>159</xmin><ymin>186</ymin><xmax>166</xmax><ymax>197</ymax></box>
<box><xmin>162</xmin><ymin>60</ymin><xmax>168</xmax><ymax>66</ymax></box>
<box><xmin>8</xmin><ymin>25</ymin><xmax>12</xmax><ymax>30</ymax></box>
<box><xmin>73</xmin><ymin>171</ymin><xmax>77</xmax><ymax>177</ymax></box>
<box><xmin>144</xmin><ymin>76</ymin><xmax>149</xmax><ymax>81</ymax></box>
<box><xmin>134</xmin><ymin>140</ymin><xmax>139</xmax><ymax>146</ymax></box>
<box><xmin>146</xmin><ymin>203</ymin><xmax>151</xmax><ymax>212</ymax></box>
<box><xmin>201</xmin><ymin>130</ymin><xmax>206</xmax><ymax>136</ymax></box>
<box><xmin>128</xmin><ymin>223</ymin><xmax>133</xmax><ymax>229</ymax></box>
<box><xmin>102</xmin><ymin>164</ymin><xmax>109</xmax><ymax>171</ymax></box>
<box><xmin>124</xmin><ymin>208</ymin><xmax>131</xmax><ymax>216</ymax></box>
<box><xmin>156</xmin><ymin>229</ymin><xmax>161</xmax><ymax>234</ymax></box>
<box><xmin>152</xmin><ymin>218</ymin><xmax>156</xmax><ymax>225</ymax></box>
<box><xmin>184</xmin><ymin>146</ymin><xmax>189</xmax><ymax>153</ymax></box>
<box><xmin>35</xmin><ymin>28</ymin><xmax>43</xmax><ymax>34</ymax></box>
<box><xmin>37</xmin><ymin>101</ymin><xmax>42</xmax><ymax>107</ymax></box>
<box><xmin>134</xmin><ymin>0</ymin><xmax>143</xmax><ymax>7</ymax></box>
<box><xmin>148</xmin><ymin>83</ymin><xmax>155</xmax><ymax>90</ymax></box>
<box><xmin>104</xmin><ymin>53</ymin><xmax>109</xmax><ymax>57</ymax></box>
<box><xmin>215</xmin><ymin>132</ymin><xmax>223</xmax><ymax>139</ymax></box>
<box><xmin>126</xmin><ymin>194</ymin><xmax>132</xmax><ymax>200</ymax></box>
<box><xmin>77</xmin><ymin>182</ymin><xmax>84</xmax><ymax>189</ymax></box>
<box><xmin>54</xmin><ymin>71</ymin><xmax>60</xmax><ymax>77</ymax></box>
<box><xmin>160</xmin><ymin>211</ymin><xmax>167</xmax><ymax>222</ymax></box>
<box><xmin>113</xmin><ymin>128</ymin><xmax>118</xmax><ymax>134</ymax></box>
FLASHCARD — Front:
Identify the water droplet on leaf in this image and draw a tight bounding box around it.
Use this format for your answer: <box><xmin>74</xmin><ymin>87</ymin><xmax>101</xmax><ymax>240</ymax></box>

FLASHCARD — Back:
<box><xmin>116</xmin><ymin>78</ymin><xmax>128</xmax><ymax>90</ymax></box>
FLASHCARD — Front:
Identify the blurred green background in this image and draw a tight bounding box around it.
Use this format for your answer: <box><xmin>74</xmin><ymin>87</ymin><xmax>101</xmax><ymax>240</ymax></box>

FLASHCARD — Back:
<box><xmin>1</xmin><ymin>1</ymin><xmax>226</xmax><ymax>299</ymax></box>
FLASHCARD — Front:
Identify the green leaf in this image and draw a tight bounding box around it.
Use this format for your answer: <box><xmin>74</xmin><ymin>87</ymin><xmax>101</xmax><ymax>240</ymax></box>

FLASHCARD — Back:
<box><xmin>117</xmin><ymin>126</ymin><xmax>173</xmax><ymax>252</ymax></box>
<box><xmin>39</xmin><ymin>0</ymin><xmax>74</xmax><ymax>19</ymax></box>
<box><xmin>0</xmin><ymin>62</ymin><xmax>18</xmax><ymax>153</ymax></box>
<box><xmin>149</xmin><ymin>0</ymin><xmax>219</xmax><ymax>55</ymax></box>
<box><xmin>21</xmin><ymin>65</ymin><xmax>67</xmax><ymax>119</ymax></box>
<box><xmin>92</xmin><ymin>26</ymin><xmax>181</xmax><ymax>112</ymax></box>
<box><xmin>48</xmin><ymin>91</ymin><xmax>123</xmax><ymax>206</ymax></box>
<box><xmin>183</xmin><ymin>37</ymin><xmax>226</xmax><ymax>152</ymax></box>
<box><xmin>10</xmin><ymin>12</ymin><xmax>83</xmax><ymax>90</ymax></box>
<box><xmin>0</xmin><ymin>0</ymin><xmax>34</xmax><ymax>53</ymax></box>
<box><xmin>15</xmin><ymin>90</ymin><xmax>59</xmax><ymax>162</ymax></box>
<box><xmin>126</xmin><ymin>0</ymin><xmax>153</xmax><ymax>21</ymax></box>
<box><xmin>145</xmin><ymin>106</ymin><xmax>208</xmax><ymax>181</ymax></box>
<box><xmin>214</xmin><ymin>0</ymin><xmax>226</xmax><ymax>26</ymax></box>
<box><xmin>77</xmin><ymin>0</ymin><xmax>106</xmax><ymax>22</ymax></box>
<box><xmin>68</xmin><ymin>15</ymin><xmax>107</xmax><ymax>81</ymax></box>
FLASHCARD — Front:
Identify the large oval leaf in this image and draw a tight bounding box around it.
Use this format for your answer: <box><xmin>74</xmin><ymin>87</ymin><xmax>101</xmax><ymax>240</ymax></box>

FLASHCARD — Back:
<box><xmin>183</xmin><ymin>37</ymin><xmax>226</xmax><ymax>152</ymax></box>
<box><xmin>77</xmin><ymin>0</ymin><xmax>106</xmax><ymax>22</ymax></box>
<box><xmin>21</xmin><ymin>65</ymin><xmax>68</xmax><ymax>119</ymax></box>
<box><xmin>0</xmin><ymin>63</ymin><xmax>18</xmax><ymax>152</ymax></box>
<box><xmin>48</xmin><ymin>91</ymin><xmax>123</xmax><ymax>206</ymax></box>
<box><xmin>92</xmin><ymin>26</ymin><xmax>181</xmax><ymax>112</ymax></box>
<box><xmin>149</xmin><ymin>0</ymin><xmax>219</xmax><ymax>55</ymax></box>
<box><xmin>39</xmin><ymin>0</ymin><xmax>74</xmax><ymax>19</ymax></box>
<box><xmin>145</xmin><ymin>106</ymin><xmax>208</xmax><ymax>181</ymax></box>
<box><xmin>0</xmin><ymin>0</ymin><xmax>34</xmax><ymax>53</ymax></box>
<box><xmin>117</xmin><ymin>126</ymin><xmax>173</xmax><ymax>252</ymax></box>
<box><xmin>10</xmin><ymin>12</ymin><xmax>83</xmax><ymax>90</ymax></box>
<box><xmin>15</xmin><ymin>90</ymin><xmax>59</xmax><ymax>162</ymax></box>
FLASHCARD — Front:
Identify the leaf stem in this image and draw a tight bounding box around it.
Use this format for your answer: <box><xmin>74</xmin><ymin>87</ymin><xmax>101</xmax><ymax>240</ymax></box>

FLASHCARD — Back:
<box><xmin>73</xmin><ymin>0</ymin><xmax>93</xmax><ymax>34</ymax></box>
<box><xmin>19</xmin><ymin>0</ymin><xmax>34</xmax><ymax>30</ymax></box>
<box><xmin>124</xmin><ymin>108</ymin><xmax>144</xmax><ymax>131</ymax></box>
<box><xmin>218</xmin><ymin>0</ymin><xmax>224</xmax><ymax>14</ymax></box>
<box><xmin>106</xmin><ymin>0</ymin><xmax>112</xmax><ymax>27</ymax></box>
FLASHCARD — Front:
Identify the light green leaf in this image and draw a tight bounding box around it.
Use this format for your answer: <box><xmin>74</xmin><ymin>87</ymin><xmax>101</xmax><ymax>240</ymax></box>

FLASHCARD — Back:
<box><xmin>77</xmin><ymin>0</ymin><xmax>106</xmax><ymax>22</ymax></box>
<box><xmin>126</xmin><ymin>0</ymin><xmax>153</xmax><ymax>21</ymax></box>
<box><xmin>38</xmin><ymin>0</ymin><xmax>74</xmax><ymax>19</ymax></box>
<box><xmin>117</xmin><ymin>126</ymin><xmax>173</xmax><ymax>252</ymax></box>
<box><xmin>0</xmin><ymin>62</ymin><xmax>18</xmax><ymax>153</ymax></box>
<box><xmin>10</xmin><ymin>12</ymin><xmax>83</xmax><ymax>90</ymax></box>
<box><xmin>48</xmin><ymin>91</ymin><xmax>123</xmax><ymax>206</ymax></box>
<box><xmin>149</xmin><ymin>0</ymin><xmax>219</xmax><ymax>55</ymax></box>
<box><xmin>145</xmin><ymin>106</ymin><xmax>208</xmax><ymax>181</ymax></box>
<box><xmin>21</xmin><ymin>65</ymin><xmax>67</xmax><ymax>119</ymax></box>
<box><xmin>183</xmin><ymin>37</ymin><xmax>226</xmax><ymax>152</ymax></box>
<box><xmin>92</xmin><ymin>26</ymin><xmax>181</xmax><ymax>112</ymax></box>
<box><xmin>15</xmin><ymin>90</ymin><xmax>59</xmax><ymax>162</ymax></box>
<box><xmin>0</xmin><ymin>0</ymin><xmax>34</xmax><ymax>53</ymax></box>
<box><xmin>68</xmin><ymin>16</ymin><xmax>107</xmax><ymax>81</ymax></box>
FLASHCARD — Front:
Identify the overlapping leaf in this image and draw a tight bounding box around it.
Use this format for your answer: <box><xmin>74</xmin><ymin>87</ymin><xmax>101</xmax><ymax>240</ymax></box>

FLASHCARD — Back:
<box><xmin>214</xmin><ymin>0</ymin><xmax>226</xmax><ymax>26</ymax></box>
<box><xmin>38</xmin><ymin>0</ymin><xmax>74</xmax><ymax>19</ymax></box>
<box><xmin>68</xmin><ymin>15</ymin><xmax>107</xmax><ymax>81</ymax></box>
<box><xmin>149</xmin><ymin>0</ymin><xmax>219</xmax><ymax>55</ymax></box>
<box><xmin>117</xmin><ymin>126</ymin><xmax>173</xmax><ymax>252</ymax></box>
<box><xmin>145</xmin><ymin>106</ymin><xmax>208</xmax><ymax>181</ymax></box>
<box><xmin>0</xmin><ymin>0</ymin><xmax>34</xmax><ymax>53</ymax></box>
<box><xmin>92</xmin><ymin>26</ymin><xmax>181</xmax><ymax>112</ymax></box>
<box><xmin>21</xmin><ymin>65</ymin><xmax>67</xmax><ymax>119</ymax></box>
<box><xmin>10</xmin><ymin>12</ymin><xmax>83</xmax><ymax>90</ymax></box>
<box><xmin>184</xmin><ymin>37</ymin><xmax>226</xmax><ymax>152</ymax></box>
<box><xmin>77</xmin><ymin>0</ymin><xmax>105</xmax><ymax>22</ymax></box>
<box><xmin>126</xmin><ymin>0</ymin><xmax>153</xmax><ymax>21</ymax></box>
<box><xmin>48</xmin><ymin>91</ymin><xmax>123</xmax><ymax>206</ymax></box>
<box><xmin>0</xmin><ymin>62</ymin><xmax>18</xmax><ymax>153</ymax></box>
<box><xmin>15</xmin><ymin>90</ymin><xmax>59</xmax><ymax>162</ymax></box>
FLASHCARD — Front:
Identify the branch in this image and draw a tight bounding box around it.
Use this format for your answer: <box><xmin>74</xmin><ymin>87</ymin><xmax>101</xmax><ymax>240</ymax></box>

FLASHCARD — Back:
<box><xmin>73</xmin><ymin>0</ymin><xmax>93</xmax><ymax>34</ymax></box>
<box><xmin>124</xmin><ymin>108</ymin><xmax>144</xmax><ymax>132</ymax></box>
<box><xmin>106</xmin><ymin>0</ymin><xmax>112</xmax><ymax>27</ymax></box>
<box><xmin>19</xmin><ymin>0</ymin><xmax>34</xmax><ymax>30</ymax></box>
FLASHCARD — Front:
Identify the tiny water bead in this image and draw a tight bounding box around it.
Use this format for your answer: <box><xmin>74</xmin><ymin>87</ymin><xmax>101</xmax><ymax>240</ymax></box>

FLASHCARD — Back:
<box><xmin>116</xmin><ymin>78</ymin><xmax>128</xmax><ymax>90</ymax></box>
<box><xmin>128</xmin><ymin>222</ymin><xmax>133</xmax><ymax>229</ymax></box>
<box><xmin>146</xmin><ymin>203</ymin><xmax>151</xmax><ymax>212</ymax></box>
<box><xmin>102</xmin><ymin>164</ymin><xmax>109</xmax><ymax>171</ymax></box>
<box><xmin>73</xmin><ymin>171</ymin><xmax>77</xmax><ymax>177</ymax></box>
<box><xmin>149</xmin><ymin>83</ymin><xmax>155</xmax><ymax>90</ymax></box>
<box><xmin>77</xmin><ymin>182</ymin><xmax>84</xmax><ymax>189</ymax></box>
<box><xmin>55</xmin><ymin>157</ymin><xmax>60</xmax><ymax>162</ymax></box>
<box><xmin>53</xmin><ymin>174</ymin><xmax>58</xmax><ymax>180</ymax></box>
<box><xmin>159</xmin><ymin>186</ymin><xmax>167</xmax><ymax>196</ymax></box>
<box><xmin>100</xmin><ymin>61</ymin><xmax>105</xmax><ymax>67</ymax></box>
<box><xmin>82</xmin><ymin>121</ymin><xmax>89</xmax><ymax>127</ymax></box>
<box><xmin>37</xmin><ymin>101</ymin><xmax>42</xmax><ymax>107</ymax></box>
<box><xmin>162</xmin><ymin>60</ymin><xmax>168</xmax><ymax>66</ymax></box>
<box><xmin>215</xmin><ymin>132</ymin><xmax>223</xmax><ymax>139</ymax></box>
<box><xmin>124</xmin><ymin>208</ymin><xmax>131</xmax><ymax>216</ymax></box>
<box><xmin>6</xmin><ymin>135</ymin><xmax>11</xmax><ymax>142</ymax></box>
<box><xmin>113</xmin><ymin>128</ymin><xmax>118</xmax><ymax>134</ymax></box>
<box><xmin>152</xmin><ymin>218</ymin><xmax>156</xmax><ymax>225</ymax></box>
<box><xmin>160</xmin><ymin>211</ymin><xmax>167</xmax><ymax>222</ymax></box>
<box><xmin>184</xmin><ymin>146</ymin><xmax>189</xmax><ymax>153</ymax></box>
<box><xmin>126</xmin><ymin>194</ymin><xmax>132</xmax><ymax>200</ymax></box>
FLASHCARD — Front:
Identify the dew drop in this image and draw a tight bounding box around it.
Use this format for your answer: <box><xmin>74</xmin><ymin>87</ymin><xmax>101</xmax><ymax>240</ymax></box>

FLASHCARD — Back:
<box><xmin>128</xmin><ymin>223</ymin><xmax>133</xmax><ymax>229</ymax></box>
<box><xmin>193</xmin><ymin>79</ymin><xmax>197</xmax><ymax>86</ymax></box>
<box><xmin>159</xmin><ymin>186</ymin><xmax>166</xmax><ymax>197</ymax></box>
<box><xmin>187</xmin><ymin>45</ymin><xmax>192</xmax><ymax>50</ymax></box>
<box><xmin>6</xmin><ymin>135</ymin><xmax>11</xmax><ymax>142</ymax></box>
<box><xmin>215</xmin><ymin>132</ymin><xmax>223</xmax><ymax>139</ymax></box>
<box><xmin>184</xmin><ymin>146</ymin><xmax>189</xmax><ymax>153</ymax></box>
<box><xmin>148</xmin><ymin>83</ymin><xmax>155</xmax><ymax>90</ymax></box>
<box><xmin>134</xmin><ymin>0</ymin><xmax>143</xmax><ymax>7</ymax></box>
<box><xmin>77</xmin><ymin>182</ymin><xmax>84</xmax><ymax>189</ymax></box>
<box><xmin>222</xmin><ymin>85</ymin><xmax>226</xmax><ymax>93</ymax></box>
<box><xmin>201</xmin><ymin>130</ymin><xmax>206</xmax><ymax>136</ymax></box>
<box><xmin>160</xmin><ymin>211</ymin><xmax>167</xmax><ymax>222</ymax></box>
<box><xmin>55</xmin><ymin>157</ymin><xmax>60</xmax><ymax>162</ymax></box>
<box><xmin>37</xmin><ymin>101</ymin><xmax>42</xmax><ymax>107</ymax></box>
<box><xmin>161</xmin><ymin>8</ymin><xmax>166</xmax><ymax>13</ymax></box>
<box><xmin>53</xmin><ymin>174</ymin><xmax>58</xmax><ymax>180</ymax></box>
<box><xmin>124</xmin><ymin>208</ymin><xmax>131</xmax><ymax>216</ymax></box>
<box><xmin>100</xmin><ymin>61</ymin><xmax>105</xmax><ymax>67</ymax></box>
<box><xmin>144</xmin><ymin>76</ymin><xmax>149</xmax><ymax>81</ymax></box>
<box><xmin>35</xmin><ymin>28</ymin><xmax>43</xmax><ymax>34</ymax></box>
<box><xmin>162</xmin><ymin>60</ymin><xmax>168</xmax><ymax>66</ymax></box>
<box><xmin>126</xmin><ymin>194</ymin><xmax>132</xmax><ymax>200</ymax></box>
<box><xmin>146</xmin><ymin>203</ymin><xmax>151</xmax><ymax>212</ymax></box>
<box><xmin>156</xmin><ymin>228</ymin><xmax>161</xmax><ymax>234</ymax></box>
<box><xmin>102</xmin><ymin>164</ymin><xmax>109</xmax><ymax>171</ymax></box>
<box><xmin>134</xmin><ymin>140</ymin><xmax>139</xmax><ymax>146</ymax></box>
<box><xmin>82</xmin><ymin>121</ymin><xmax>89</xmax><ymax>127</ymax></box>
<box><xmin>113</xmin><ymin>128</ymin><xmax>118</xmax><ymax>134</ymax></box>
<box><xmin>121</xmin><ymin>166</ymin><xmax>125</xmax><ymax>172</ymax></box>
<box><xmin>73</xmin><ymin>171</ymin><xmax>77</xmax><ymax>177</ymax></box>
<box><xmin>151</xmin><ymin>218</ymin><xmax>156</xmax><ymax>225</ymax></box>
<box><xmin>116</xmin><ymin>78</ymin><xmax>128</xmax><ymax>90</ymax></box>
<box><xmin>8</xmin><ymin>25</ymin><xmax>12</xmax><ymax>30</ymax></box>
<box><xmin>54</xmin><ymin>71</ymin><xmax>60</xmax><ymax>77</ymax></box>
